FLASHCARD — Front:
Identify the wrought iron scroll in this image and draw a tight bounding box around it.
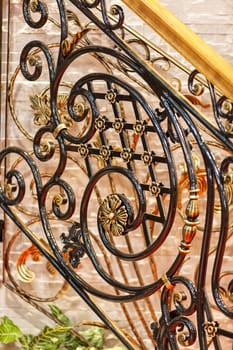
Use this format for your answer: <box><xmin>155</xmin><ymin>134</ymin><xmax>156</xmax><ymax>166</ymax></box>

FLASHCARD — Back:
<box><xmin>1</xmin><ymin>1</ymin><xmax>233</xmax><ymax>349</ymax></box>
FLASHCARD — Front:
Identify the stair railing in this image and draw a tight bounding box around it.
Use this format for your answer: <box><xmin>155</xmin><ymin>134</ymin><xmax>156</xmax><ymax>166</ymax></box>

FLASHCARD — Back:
<box><xmin>1</xmin><ymin>1</ymin><xmax>233</xmax><ymax>349</ymax></box>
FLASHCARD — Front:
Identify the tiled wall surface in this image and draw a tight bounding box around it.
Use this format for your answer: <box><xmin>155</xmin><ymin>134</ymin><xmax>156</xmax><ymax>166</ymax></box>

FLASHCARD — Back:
<box><xmin>0</xmin><ymin>1</ymin><xmax>233</xmax><ymax>349</ymax></box>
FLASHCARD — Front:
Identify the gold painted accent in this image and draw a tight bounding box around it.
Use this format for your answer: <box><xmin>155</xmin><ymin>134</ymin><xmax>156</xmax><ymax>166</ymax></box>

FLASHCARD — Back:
<box><xmin>53</xmin><ymin>123</ymin><xmax>67</xmax><ymax>138</ymax></box>
<box><xmin>29</xmin><ymin>0</ymin><xmax>39</xmax><ymax>12</ymax></box>
<box><xmin>184</xmin><ymin>219</ymin><xmax>200</xmax><ymax>227</ymax></box>
<box><xmin>28</xmin><ymin>54</ymin><xmax>41</xmax><ymax>67</ymax></box>
<box><xmin>179</xmin><ymin>241</ymin><xmax>192</xmax><ymax>254</ymax></box>
<box><xmin>9</xmin><ymin>224</ymin><xmax>71</xmax><ymax>298</ymax></box>
<box><xmin>56</xmin><ymin>93</ymin><xmax>73</xmax><ymax>127</ymax></box>
<box><xmin>173</xmin><ymin>291</ymin><xmax>186</xmax><ymax>303</ymax></box>
<box><xmin>178</xmin><ymin>155</ymin><xmax>201</xmax><ymax>253</ymax></box>
<box><xmin>218</xmin><ymin>271</ymin><xmax>233</xmax><ymax>302</ymax></box>
<box><xmin>30</xmin><ymin>94</ymin><xmax>51</xmax><ymax>126</ymax></box>
<box><xmin>122</xmin><ymin>0</ymin><xmax>233</xmax><ymax>100</ymax></box>
<box><xmin>75</xmin><ymin>102</ymin><xmax>89</xmax><ymax>118</ymax></box>
<box><xmin>221</xmin><ymin>99</ymin><xmax>232</xmax><ymax>114</ymax></box>
<box><xmin>30</xmin><ymin>91</ymin><xmax>83</xmax><ymax>129</ymax></box>
<box><xmin>182</xmin><ymin>221</ymin><xmax>198</xmax><ymax>248</ymax></box>
<box><xmin>224</xmin><ymin>172</ymin><xmax>233</xmax><ymax>185</ymax></box>
<box><xmin>4</xmin><ymin>181</ymin><xmax>17</xmax><ymax>195</ymax></box>
<box><xmin>17</xmin><ymin>263</ymin><xmax>35</xmax><ymax>283</ymax></box>
<box><xmin>178</xmin><ymin>156</ymin><xmax>206</xmax><ymax>211</ymax></box>
<box><xmin>178</xmin><ymin>334</ymin><xmax>189</xmax><ymax>347</ymax></box>
<box><xmin>16</xmin><ymin>243</ymin><xmax>41</xmax><ymax>283</ymax></box>
<box><xmin>40</xmin><ymin>141</ymin><xmax>54</xmax><ymax>155</ymax></box>
<box><xmin>53</xmin><ymin>194</ymin><xmax>67</xmax><ymax>206</ymax></box>
<box><xmin>161</xmin><ymin>273</ymin><xmax>174</xmax><ymax>290</ymax></box>
<box><xmin>30</xmin><ymin>91</ymin><xmax>82</xmax><ymax>128</ymax></box>
<box><xmin>109</xmin><ymin>212</ymin><xmax>115</xmax><ymax>220</ymax></box>
<box><xmin>170</xmin><ymin>77</ymin><xmax>182</xmax><ymax>91</ymax></box>
<box><xmin>225</xmin><ymin>120</ymin><xmax>233</xmax><ymax>133</ymax></box>
<box><xmin>61</xmin><ymin>37</ymin><xmax>71</xmax><ymax>57</ymax></box>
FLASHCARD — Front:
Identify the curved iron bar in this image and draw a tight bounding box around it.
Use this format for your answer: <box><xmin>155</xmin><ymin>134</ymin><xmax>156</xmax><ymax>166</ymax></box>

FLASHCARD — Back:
<box><xmin>161</xmin><ymin>92</ymin><xmax>232</xmax><ymax>348</ymax></box>
<box><xmin>1</xmin><ymin>1</ymin><xmax>232</xmax><ymax>349</ymax></box>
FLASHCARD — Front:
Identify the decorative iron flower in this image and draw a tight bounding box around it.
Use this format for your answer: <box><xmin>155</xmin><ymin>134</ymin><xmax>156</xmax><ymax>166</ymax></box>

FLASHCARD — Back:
<box><xmin>149</xmin><ymin>182</ymin><xmax>161</xmax><ymax>197</ymax></box>
<box><xmin>141</xmin><ymin>150</ymin><xmax>154</xmax><ymax>165</ymax></box>
<box><xmin>98</xmin><ymin>194</ymin><xmax>129</xmax><ymax>236</ymax></box>
<box><xmin>133</xmin><ymin>120</ymin><xmax>146</xmax><ymax>136</ymax></box>
<box><xmin>204</xmin><ymin>321</ymin><xmax>219</xmax><ymax>338</ymax></box>
<box><xmin>105</xmin><ymin>88</ymin><xmax>117</xmax><ymax>104</ymax></box>
<box><xmin>112</xmin><ymin>118</ymin><xmax>124</xmax><ymax>133</ymax></box>
<box><xmin>78</xmin><ymin>144</ymin><xmax>89</xmax><ymax>158</ymax></box>
<box><xmin>120</xmin><ymin>148</ymin><xmax>132</xmax><ymax>163</ymax></box>
<box><xmin>100</xmin><ymin>145</ymin><xmax>111</xmax><ymax>162</ymax></box>
<box><xmin>95</xmin><ymin>115</ymin><xmax>107</xmax><ymax>132</ymax></box>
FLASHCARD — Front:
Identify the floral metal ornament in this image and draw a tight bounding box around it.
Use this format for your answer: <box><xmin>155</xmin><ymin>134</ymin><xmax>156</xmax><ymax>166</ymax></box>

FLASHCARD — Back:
<box><xmin>30</xmin><ymin>92</ymin><xmax>75</xmax><ymax>128</ymax></box>
<box><xmin>105</xmin><ymin>88</ymin><xmax>117</xmax><ymax>104</ymax></box>
<box><xmin>204</xmin><ymin>321</ymin><xmax>219</xmax><ymax>338</ymax></box>
<box><xmin>30</xmin><ymin>94</ymin><xmax>51</xmax><ymax>126</ymax></box>
<box><xmin>149</xmin><ymin>182</ymin><xmax>162</xmax><ymax>197</ymax></box>
<box><xmin>100</xmin><ymin>145</ymin><xmax>112</xmax><ymax>162</ymax></box>
<box><xmin>120</xmin><ymin>148</ymin><xmax>133</xmax><ymax>162</ymax></box>
<box><xmin>141</xmin><ymin>150</ymin><xmax>154</xmax><ymax>165</ymax></box>
<box><xmin>95</xmin><ymin>115</ymin><xmax>107</xmax><ymax>132</ymax></box>
<box><xmin>78</xmin><ymin>143</ymin><xmax>89</xmax><ymax>158</ymax></box>
<box><xmin>112</xmin><ymin>118</ymin><xmax>124</xmax><ymax>134</ymax></box>
<box><xmin>133</xmin><ymin>120</ymin><xmax>146</xmax><ymax>136</ymax></box>
<box><xmin>98</xmin><ymin>194</ymin><xmax>132</xmax><ymax>236</ymax></box>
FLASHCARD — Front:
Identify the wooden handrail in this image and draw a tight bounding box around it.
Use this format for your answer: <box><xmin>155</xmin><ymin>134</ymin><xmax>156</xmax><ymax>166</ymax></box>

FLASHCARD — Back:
<box><xmin>122</xmin><ymin>0</ymin><xmax>233</xmax><ymax>100</ymax></box>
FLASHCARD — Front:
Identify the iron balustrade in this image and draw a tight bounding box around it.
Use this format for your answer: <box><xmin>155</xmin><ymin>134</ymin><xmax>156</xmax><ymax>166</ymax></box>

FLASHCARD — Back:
<box><xmin>1</xmin><ymin>1</ymin><xmax>233</xmax><ymax>349</ymax></box>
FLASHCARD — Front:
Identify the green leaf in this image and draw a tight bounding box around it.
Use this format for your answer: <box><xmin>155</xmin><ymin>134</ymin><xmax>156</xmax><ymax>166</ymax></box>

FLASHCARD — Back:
<box><xmin>49</xmin><ymin>304</ymin><xmax>71</xmax><ymax>326</ymax></box>
<box><xmin>63</xmin><ymin>332</ymin><xmax>88</xmax><ymax>350</ymax></box>
<box><xmin>29</xmin><ymin>325</ymin><xmax>72</xmax><ymax>350</ymax></box>
<box><xmin>0</xmin><ymin>316</ymin><xmax>23</xmax><ymax>344</ymax></box>
<box><xmin>79</xmin><ymin>326</ymin><xmax>104</xmax><ymax>348</ymax></box>
<box><xmin>18</xmin><ymin>334</ymin><xmax>34</xmax><ymax>350</ymax></box>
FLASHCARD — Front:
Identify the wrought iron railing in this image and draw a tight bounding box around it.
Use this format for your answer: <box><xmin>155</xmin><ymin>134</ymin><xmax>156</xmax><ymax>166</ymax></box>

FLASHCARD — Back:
<box><xmin>1</xmin><ymin>1</ymin><xmax>233</xmax><ymax>349</ymax></box>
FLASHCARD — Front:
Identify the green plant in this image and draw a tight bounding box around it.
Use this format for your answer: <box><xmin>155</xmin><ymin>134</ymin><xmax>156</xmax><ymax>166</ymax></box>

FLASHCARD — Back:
<box><xmin>0</xmin><ymin>305</ymin><xmax>125</xmax><ymax>350</ymax></box>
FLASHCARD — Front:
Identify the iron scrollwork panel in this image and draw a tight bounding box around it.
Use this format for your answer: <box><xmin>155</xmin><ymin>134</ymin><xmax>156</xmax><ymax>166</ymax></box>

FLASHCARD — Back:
<box><xmin>1</xmin><ymin>1</ymin><xmax>233</xmax><ymax>349</ymax></box>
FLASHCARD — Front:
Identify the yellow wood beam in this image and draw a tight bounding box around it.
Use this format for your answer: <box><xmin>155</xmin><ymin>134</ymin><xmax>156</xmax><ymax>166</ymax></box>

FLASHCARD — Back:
<box><xmin>122</xmin><ymin>0</ymin><xmax>233</xmax><ymax>100</ymax></box>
